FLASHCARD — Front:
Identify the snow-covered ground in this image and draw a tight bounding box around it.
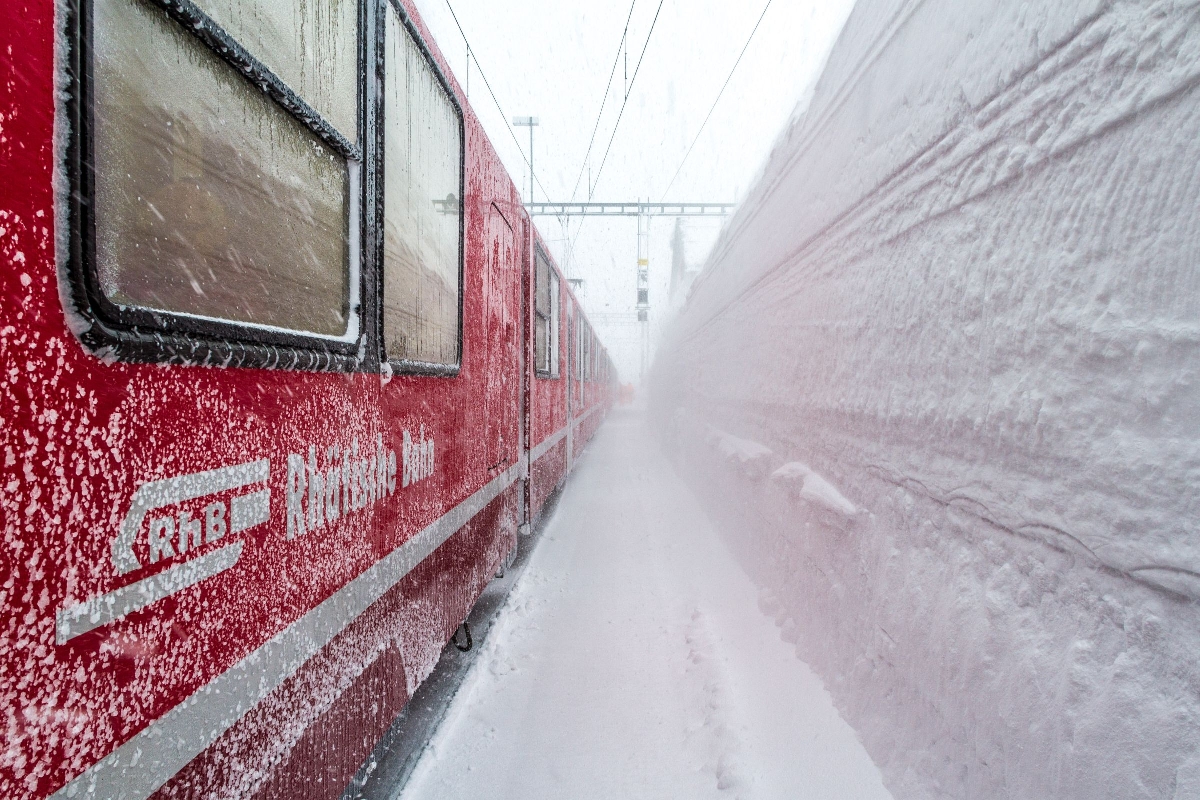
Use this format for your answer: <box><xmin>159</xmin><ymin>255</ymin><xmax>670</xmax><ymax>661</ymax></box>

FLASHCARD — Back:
<box><xmin>652</xmin><ymin>0</ymin><xmax>1200</xmax><ymax>797</ymax></box>
<box><xmin>399</xmin><ymin>410</ymin><xmax>892</xmax><ymax>800</ymax></box>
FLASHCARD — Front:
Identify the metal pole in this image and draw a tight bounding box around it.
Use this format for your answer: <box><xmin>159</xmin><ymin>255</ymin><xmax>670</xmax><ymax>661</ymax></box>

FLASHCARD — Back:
<box><xmin>636</xmin><ymin>203</ymin><xmax>650</xmax><ymax>379</ymax></box>
<box><xmin>511</xmin><ymin>117</ymin><xmax>540</xmax><ymax>204</ymax></box>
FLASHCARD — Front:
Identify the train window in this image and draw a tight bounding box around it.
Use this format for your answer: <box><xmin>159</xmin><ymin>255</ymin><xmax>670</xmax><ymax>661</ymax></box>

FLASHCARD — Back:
<box><xmin>575</xmin><ymin>317</ymin><xmax>586</xmax><ymax>382</ymax></box>
<box><xmin>88</xmin><ymin>0</ymin><xmax>360</xmax><ymax>343</ymax></box>
<box><xmin>535</xmin><ymin>250</ymin><xmax>559</xmax><ymax>377</ymax></box>
<box><xmin>581</xmin><ymin>326</ymin><xmax>587</xmax><ymax>382</ymax></box>
<box><xmin>192</xmin><ymin>0</ymin><xmax>359</xmax><ymax>144</ymax></box>
<box><xmin>583</xmin><ymin>328</ymin><xmax>591</xmax><ymax>382</ymax></box>
<box><xmin>382</xmin><ymin>2</ymin><xmax>464</xmax><ymax>370</ymax></box>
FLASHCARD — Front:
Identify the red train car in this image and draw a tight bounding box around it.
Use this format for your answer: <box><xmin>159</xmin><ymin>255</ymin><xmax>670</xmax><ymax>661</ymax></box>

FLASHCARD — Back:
<box><xmin>0</xmin><ymin>0</ymin><xmax>614</xmax><ymax>797</ymax></box>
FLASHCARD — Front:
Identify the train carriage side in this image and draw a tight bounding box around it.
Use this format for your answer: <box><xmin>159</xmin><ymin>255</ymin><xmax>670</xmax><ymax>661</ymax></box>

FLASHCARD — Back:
<box><xmin>587</xmin><ymin>317</ymin><xmax>611</xmax><ymax>442</ymax></box>
<box><xmin>526</xmin><ymin>234</ymin><xmax>570</xmax><ymax>522</ymax></box>
<box><xmin>570</xmin><ymin>302</ymin><xmax>607</xmax><ymax>452</ymax></box>
<box><xmin>524</xmin><ymin>233</ymin><xmax>612</xmax><ymax>525</ymax></box>
<box><xmin>0</xmin><ymin>0</ymin><xmax>580</xmax><ymax>798</ymax></box>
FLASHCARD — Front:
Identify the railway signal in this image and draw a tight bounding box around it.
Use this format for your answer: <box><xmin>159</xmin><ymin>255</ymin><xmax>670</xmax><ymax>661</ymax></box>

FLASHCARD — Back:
<box><xmin>525</xmin><ymin>202</ymin><xmax>735</xmax><ymax>377</ymax></box>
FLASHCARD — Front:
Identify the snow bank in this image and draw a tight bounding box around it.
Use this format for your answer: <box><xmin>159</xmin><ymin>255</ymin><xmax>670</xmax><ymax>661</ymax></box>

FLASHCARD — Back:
<box><xmin>401</xmin><ymin>414</ymin><xmax>892</xmax><ymax>800</ymax></box>
<box><xmin>771</xmin><ymin>462</ymin><xmax>857</xmax><ymax>518</ymax></box>
<box><xmin>711</xmin><ymin>426</ymin><xmax>774</xmax><ymax>480</ymax></box>
<box><xmin>653</xmin><ymin>0</ymin><xmax>1200</xmax><ymax>796</ymax></box>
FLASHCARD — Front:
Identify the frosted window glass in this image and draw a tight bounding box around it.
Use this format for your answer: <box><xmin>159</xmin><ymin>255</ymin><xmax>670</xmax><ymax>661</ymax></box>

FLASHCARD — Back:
<box><xmin>577</xmin><ymin>320</ymin><xmax>583</xmax><ymax>381</ymax></box>
<box><xmin>193</xmin><ymin>0</ymin><xmax>359</xmax><ymax>143</ymax></box>
<box><xmin>536</xmin><ymin>253</ymin><xmax>550</xmax><ymax>316</ymax></box>
<box><xmin>93</xmin><ymin>0</ymin><xmax>351</xmax><ymax>337</ymax></box>
<box><xmin>534</xmin><ymin>316</ymin><xmax>548</xmax><ymax>373</ymax></box>
<box><xmin>549</xmin><ymin>271</ymin><xmax>559</xmax><ymax>374</ymax></box>
<box><xmin>383</xmin><ymin>4</ymin><xmax>462</xmax><ymax>366</ymax></box>
<box><xmin>585</xmin><ymin>332</ymin><xmax>591</xmax><ymax>381</ymax></box>
<box><xmin>534</xmin><ymin>252</ymin><xmax>558</xmax><ymax>375</ymax></box>
<box><xmin>576</xmin><ymin>317</ymin><xmax>584</xmax><ymax>382</ymax></box>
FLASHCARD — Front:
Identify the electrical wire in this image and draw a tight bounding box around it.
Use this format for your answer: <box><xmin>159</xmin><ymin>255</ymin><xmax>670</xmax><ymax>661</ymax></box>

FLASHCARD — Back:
<box><xmin>444</xmin><ymin>0</ymin><xmax>556</xmax><ymax>205</ymax></box>
<box><xmin>588</xmin><ymin>0</ymin><xmax>667</xmax><ymax>198</ymax></box>
<box><xmin>564</xmin><ymin>0</ymin><xmax>667</xmax><ymax>260</ymax></box>
<box><xmin>567</xmin><ymin>0</ymin><xmax>639</xmax><ymax>204</ymax></box>
<box><xmin>659</xmin><ymin>0</ymin><xmax>773</xmax><ymax>201</ymax></box>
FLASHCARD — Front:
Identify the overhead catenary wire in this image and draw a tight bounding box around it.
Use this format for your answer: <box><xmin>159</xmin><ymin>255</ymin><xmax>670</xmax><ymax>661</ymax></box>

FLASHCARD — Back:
<box><xmin>588</xmin><ymin>0</ymin><xmax>667</xmax><ymax>198</ymax></box>
<box><xmin>565</xmin><ymin>0</ymin><xmax>667</xmax><ymax>260</ymax></box>
<box><xmin>567</xmin><ymin>0</ymin><xmax>639</xmax><ymax>204</ymax></box>
<box><xmin>660</xmin><ymin>0</ymin><xmax>774</xmax><ymax>201</ymax></box>
<box><xmin>444</xmin><ymin>0</ymin><xmax>557</xmax><ymax>208</ymax></box>
<box><xmin>560</xmin><ymin>0</ymin><xmax>639</xmax><ymax>274</ymax></box>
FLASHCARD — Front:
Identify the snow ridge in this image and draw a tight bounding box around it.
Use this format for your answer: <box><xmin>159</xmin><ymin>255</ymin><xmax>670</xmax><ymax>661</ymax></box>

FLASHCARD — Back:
<box><xmin>400</xmin><ymin>416</ymin><xmax>892</xmax><ymax>800</ymax></box>
<box><xmin>654</xmin><ymin>0</ymin><xmax>1200</xmax><ymax>796</ymax></box>
<box><xmin>682</xmin><ymin>608</ymin><xmax>747</xmax><ymax>797</ymax></box>
<box><xmin>771</xmin><ymin>462</ymin><xmax>857</xmax><ymax>518</ymax></box>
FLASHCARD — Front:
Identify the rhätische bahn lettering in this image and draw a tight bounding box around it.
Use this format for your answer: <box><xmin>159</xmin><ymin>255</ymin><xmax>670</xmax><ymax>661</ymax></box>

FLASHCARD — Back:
<box><xmin>286</xmin><ymin>430</ymin><xmax>434</xmax><ymax>539</ymax></box>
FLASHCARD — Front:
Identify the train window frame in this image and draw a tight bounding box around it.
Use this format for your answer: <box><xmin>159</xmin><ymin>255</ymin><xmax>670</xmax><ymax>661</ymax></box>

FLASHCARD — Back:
<box><xmin>534</xmin><ymin>245</ymin><xmax>560</xmax><ymax>380</ymax></box>
<box><xmin>578</xmin><ymin>321</ymin><xmax>585</xmax><ymax>382</ymax></box>
<box><xmin>580</xmin><ymin>322</ymin><xmax>589</xmax><ymax>383</ymax></box>
<box><xmin>575</xmin><ymin>316</ymin><xmax>587</xmax><ymax>383</ymax></box>
<box><xmin>589</xmin><ymin>332</ymin><xmax>595</xmax><ymax>381</ymax></box>
<box><xmin>379</xmin><ymin>0</ymin><xmax>466</xmax><ymax>378</ymax></box>
<box><xmin>62</xmin><ymin>0</ymin><xmax>374</xmax><ymax>371</ymax></box>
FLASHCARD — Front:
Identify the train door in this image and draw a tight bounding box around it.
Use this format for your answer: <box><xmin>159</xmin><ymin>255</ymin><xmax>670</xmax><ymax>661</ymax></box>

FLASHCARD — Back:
<box><xmin>520</xmin><ymin>219</ymin><xmax>532</xmax><ymax>531</ymax></box>
<box><xmin>483</xmin><ymin>202</ymin><xmax>519</xmax><ymax>477</ymax></box>
<box><xmin>565</xmin><ymin>298</ymin><xmax>575</xmax><ymax>467</ymax></box>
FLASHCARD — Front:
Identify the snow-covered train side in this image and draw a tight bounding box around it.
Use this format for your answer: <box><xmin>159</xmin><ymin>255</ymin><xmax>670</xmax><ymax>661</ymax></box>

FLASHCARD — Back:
<box><xmin>653</xmin><ymin>0</ymin><xmax>1200</xmax><ymax>797</ymax></box>
<box><xmin>0</xmin><ymin>0</ymin><xmax>613</xmax><ymax>797</ymax></box>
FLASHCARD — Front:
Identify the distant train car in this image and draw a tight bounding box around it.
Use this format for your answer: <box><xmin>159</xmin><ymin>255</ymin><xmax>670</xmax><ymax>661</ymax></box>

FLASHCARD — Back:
<box><xmin>0</xmin><ymin>0</ymin><xmax>613</xmax><ymax>797</ymax></box>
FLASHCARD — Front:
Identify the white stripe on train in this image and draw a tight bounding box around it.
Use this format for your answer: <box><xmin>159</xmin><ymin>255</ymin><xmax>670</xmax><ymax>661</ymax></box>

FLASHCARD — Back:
<box><xmin>51</xmin><ymin>413</ymin><xmax>603</xmax><ymax>799</ymax></box>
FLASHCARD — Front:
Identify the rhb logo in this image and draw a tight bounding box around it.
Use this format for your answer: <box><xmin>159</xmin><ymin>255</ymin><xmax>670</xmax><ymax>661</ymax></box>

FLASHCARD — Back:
<box><xmin>110</xmin><ymin>459</ymin><xmax>271</xmax><ymax>575</ymax></box>
<box><xmin>57</xmin><ymin>430</ymin><xmax>437</xmax><ymax>645</ymax></box>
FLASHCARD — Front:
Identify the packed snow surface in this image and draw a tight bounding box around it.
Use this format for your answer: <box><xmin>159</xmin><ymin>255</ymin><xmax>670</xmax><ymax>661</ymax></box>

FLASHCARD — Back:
<box><xmin>400</xmin><ymin>411</ymin><xmax>892</xmax><ymax>800</ymax></box>
<box><xmin>653</xmin><ymin>0</ymin><xmax>1200</xmax><ymax>796</ymax></box>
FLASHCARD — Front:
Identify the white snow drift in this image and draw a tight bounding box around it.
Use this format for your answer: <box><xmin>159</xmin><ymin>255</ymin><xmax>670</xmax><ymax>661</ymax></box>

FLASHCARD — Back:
<box><xmin>654</xmin><ymin>0</ymin><xmax>1200</xmax><ymax>797</ymax></box>
<box><xmin>401</xmin><ymin>413</ymin><xmax>892</xmax><ymax>800</ymax></box>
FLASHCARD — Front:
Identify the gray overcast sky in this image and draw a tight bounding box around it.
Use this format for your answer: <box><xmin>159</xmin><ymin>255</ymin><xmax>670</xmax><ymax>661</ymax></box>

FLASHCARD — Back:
<box><xmin>412</xmin><ymin>0</ymin><xmax>856</xmax><ymax>381</ymax></box>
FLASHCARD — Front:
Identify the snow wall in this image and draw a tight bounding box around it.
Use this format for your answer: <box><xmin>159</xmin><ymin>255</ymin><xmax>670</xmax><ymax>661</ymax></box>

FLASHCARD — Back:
<box><xmin>650</xmin><ymin>1</ymin><xmax>1200</xmax><ymax>797</ymax></box>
